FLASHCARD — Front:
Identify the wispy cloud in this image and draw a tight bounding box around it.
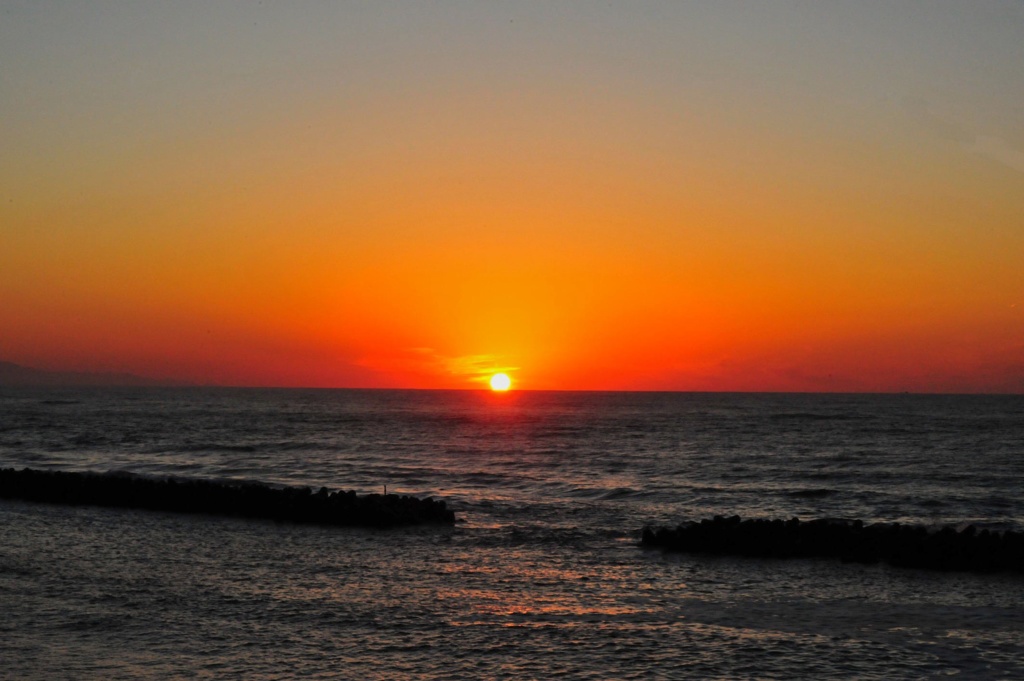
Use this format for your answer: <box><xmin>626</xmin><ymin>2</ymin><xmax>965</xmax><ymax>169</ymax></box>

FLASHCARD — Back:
<box><xmin>961</xmin><ymin>135</ymin><xmax>1024</xmax><ymax>173</ymax></box>
<box><xmin>358</xmin><ymin>348</ymin><xmax>517</xmax><ymax>386</ymax></box>
<box><xmin>902</xmin><ymin>97</ymin><xmax>1024</xmax><ymax>173</ymax></box>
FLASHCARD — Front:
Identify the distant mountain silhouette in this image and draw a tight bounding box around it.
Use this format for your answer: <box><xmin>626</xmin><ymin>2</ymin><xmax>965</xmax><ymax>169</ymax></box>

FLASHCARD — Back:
<box><xmin>0</xmin><ymin>361</ymin><xmax>186</xmax><ymax>387</ymax></box>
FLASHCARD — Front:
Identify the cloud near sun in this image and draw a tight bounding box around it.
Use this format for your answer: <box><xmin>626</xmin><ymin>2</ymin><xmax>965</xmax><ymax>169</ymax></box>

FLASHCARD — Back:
<box><xmin>359</xmin><ymin>349</ymin><xmax>518</xmax><ymax>389</ymax></box>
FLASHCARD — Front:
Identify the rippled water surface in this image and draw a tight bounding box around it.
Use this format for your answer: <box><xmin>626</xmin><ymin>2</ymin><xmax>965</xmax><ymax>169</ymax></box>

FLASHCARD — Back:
<box><xmin>1</xmin><ymin>388</ymin><xmax>1023</xmax><ymax>679</ymax></box>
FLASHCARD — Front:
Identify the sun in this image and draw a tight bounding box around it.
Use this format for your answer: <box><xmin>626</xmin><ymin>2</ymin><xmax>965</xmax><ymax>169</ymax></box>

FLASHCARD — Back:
<box><xmin>489</xmin><ymin>373</ymin><xmax>512</xmax><ymax>391</ymax></box>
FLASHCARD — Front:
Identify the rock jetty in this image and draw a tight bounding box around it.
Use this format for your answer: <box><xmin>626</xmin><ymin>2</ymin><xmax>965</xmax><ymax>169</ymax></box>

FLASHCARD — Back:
<box><xmin>642</xmin><ymin>515</ymin><xmax>1024</xmax><ymax>574</ymax></box>
<box><xmin>0</xmin><ymin>467</ymin><xmax>455</xmax><ymax>528</ymax></box>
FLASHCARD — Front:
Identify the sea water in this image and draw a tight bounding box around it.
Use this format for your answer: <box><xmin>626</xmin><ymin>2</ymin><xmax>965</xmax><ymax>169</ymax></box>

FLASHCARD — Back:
<box><xmin>1</xmin><ymin>388</ymin><xmax>1022</xmax><ymax>679</ymax></box>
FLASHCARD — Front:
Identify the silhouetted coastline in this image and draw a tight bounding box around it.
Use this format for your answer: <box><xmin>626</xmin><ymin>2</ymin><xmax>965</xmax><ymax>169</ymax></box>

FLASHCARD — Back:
<box><xmin>0</xmin><ymin>467</ymin><xmax>455</xmax><ymax>528</ymax></box>
<box><xmin>0</xmin><ymin>360</ymin><xmax>187</xmax><ymax>387</ymax></box>
<box><xmin>642</xmin><ymin>516</ymin><xmax>1024</xmax><ymax>574</ymax></box>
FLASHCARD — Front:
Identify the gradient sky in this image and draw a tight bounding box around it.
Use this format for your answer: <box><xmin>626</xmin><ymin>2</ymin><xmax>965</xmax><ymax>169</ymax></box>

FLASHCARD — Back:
<box><xmin>2</xmin><ymin>1</ymin><xmax>1023</xmax><ymax>391</ymax></box>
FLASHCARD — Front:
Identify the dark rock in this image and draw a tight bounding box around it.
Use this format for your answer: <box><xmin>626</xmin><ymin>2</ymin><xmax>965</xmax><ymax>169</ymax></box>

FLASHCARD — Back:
<box><xmin>0</xmin><ymin>467</ymin><xmax>455</xmax><ymax>528</ymax></box>
<box><xmin>640</xmin><ymin>515</ymin><xmax>1023</xmax><ymax>574</ymax></box>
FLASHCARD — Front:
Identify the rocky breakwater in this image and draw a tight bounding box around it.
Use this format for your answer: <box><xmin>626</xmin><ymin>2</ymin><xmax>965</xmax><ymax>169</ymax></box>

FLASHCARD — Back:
<box><xmin>0</xmin><ymin>467</ymin><xmax>455</xmax><ymax>528</ymax></box>
<box><xmin>642</xmin><ymin>515</ymin><xmax>1024</xmax><ymax>574</ymax></box>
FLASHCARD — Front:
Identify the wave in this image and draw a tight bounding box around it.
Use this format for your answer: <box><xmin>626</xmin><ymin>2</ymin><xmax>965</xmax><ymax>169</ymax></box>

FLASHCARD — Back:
<box><xmin>179</xmin><ymin>443</ymin><xmax>259</xmax><ymax>453</ymax></box>
<box><xmin>597</xmin><ymin>486</ymin><xmax>644</xmax><ymax>501</ymax></box>
<box><xmin>785</xmin><ymin>488</ymin><xmax>836</xmax><ymax>498</ymax></box>
<box><xmin>473</xmin><ymin>523</ymin><xmax>635</xmax><ymax>549</ymax></box>
<box><xmin>768</xmin><ymin>412</ymin><xmax>878</xmax><ymax>422</ymax></box>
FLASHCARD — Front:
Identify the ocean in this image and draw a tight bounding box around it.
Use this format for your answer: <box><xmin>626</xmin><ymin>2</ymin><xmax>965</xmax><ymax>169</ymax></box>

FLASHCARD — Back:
<box><xmin>1</xmin><ymin>388</ymin><xmax>1022</xmax><ymax>679</ymax></box>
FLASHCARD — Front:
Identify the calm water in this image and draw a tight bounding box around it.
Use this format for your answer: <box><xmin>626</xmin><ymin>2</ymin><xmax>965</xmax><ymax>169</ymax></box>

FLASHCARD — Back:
<box><xmin>1</xmin><ymin>388</ymin><xmax>1022</xmax><ymax>679</ymax></box>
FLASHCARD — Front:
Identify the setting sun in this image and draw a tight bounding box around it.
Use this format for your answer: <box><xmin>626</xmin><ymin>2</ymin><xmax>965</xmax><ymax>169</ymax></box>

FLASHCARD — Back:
<box><xmin>489</xmin><ymin>373</ymin><xmax>512</xmax><ymax>391</ymax></box>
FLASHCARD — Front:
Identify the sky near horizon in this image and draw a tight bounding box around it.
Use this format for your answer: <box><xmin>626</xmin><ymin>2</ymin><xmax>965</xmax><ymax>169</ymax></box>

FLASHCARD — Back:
<box><xmin>2</xmin><ymin>1</ymin><xmax>1023</xmax><ymax>391</ymax></box>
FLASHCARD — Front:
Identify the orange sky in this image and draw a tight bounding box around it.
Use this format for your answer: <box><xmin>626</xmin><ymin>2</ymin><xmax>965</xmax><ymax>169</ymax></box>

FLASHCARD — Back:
<box><xmin>2</xmin><ymin>3</ymin><xmax>1022</xmax><ymax>392</ymax></box>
